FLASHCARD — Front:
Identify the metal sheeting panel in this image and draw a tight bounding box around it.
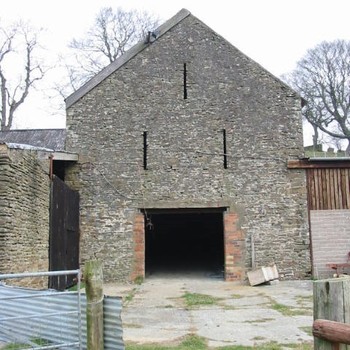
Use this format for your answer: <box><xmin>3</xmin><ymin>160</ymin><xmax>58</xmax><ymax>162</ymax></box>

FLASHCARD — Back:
<box><xmin>0</xmin><ymin>284</ymin><xmax>124</xmax><ymax>350</ymax></box>
<box><xmin>104</xmin><ymin>296</ymin><xmax>125</xmax><ymax>350</ymax></box>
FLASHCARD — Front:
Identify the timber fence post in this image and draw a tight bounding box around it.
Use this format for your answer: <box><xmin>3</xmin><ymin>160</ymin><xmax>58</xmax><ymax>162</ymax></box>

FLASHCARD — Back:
<box><xmin>313</xmin><ymin>277</ymin><xmax>350</xmax><ymax>349</ymax></box>
<box><xmin>85</xmin><ymin>260</ymin><xmax>104</xmax><ymax>350</ymax></box>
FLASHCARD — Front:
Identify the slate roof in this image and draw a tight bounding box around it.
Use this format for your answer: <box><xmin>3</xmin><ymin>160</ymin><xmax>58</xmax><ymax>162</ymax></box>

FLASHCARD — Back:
<box><xmin>65</xmin><ymin>8</ymin><xmax>191</xmax><ymax>108</ymax></box>
<box><xmin>0</xmin><ymin>129</ymin><xmax>66</xmax><ymax>151</ymax></box>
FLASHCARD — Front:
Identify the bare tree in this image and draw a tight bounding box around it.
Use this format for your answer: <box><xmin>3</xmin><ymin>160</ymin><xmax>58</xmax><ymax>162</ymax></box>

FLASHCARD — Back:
<box><xmin>0</xmin><ymin>21</ymin><xmax>46</xmax><ymax>131</ymax></box>
<box><xmin>286</xmin><ymin>40</ymin><xmax>350</xmax><ymax>155</ymax></box>
<box><xmin>63</xmin><ymin>7</ymin><xmax>159</xmax><ymax>94</ymax></box>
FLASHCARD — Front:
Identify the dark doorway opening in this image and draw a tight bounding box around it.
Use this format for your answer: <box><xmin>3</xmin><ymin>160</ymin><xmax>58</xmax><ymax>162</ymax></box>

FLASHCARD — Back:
<box><xmin>144</xmin><ymin>209</ymin><xmax>225</xmax><ymax>279</ymax></box>
<box><xmin>49</xmin><ymin>176</ymin><xmax>80</xmax><ymax>290</ymax></box>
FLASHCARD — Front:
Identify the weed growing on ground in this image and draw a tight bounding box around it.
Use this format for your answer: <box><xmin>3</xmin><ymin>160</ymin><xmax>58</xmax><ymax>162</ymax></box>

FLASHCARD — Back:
<box><xmin>68</xmin><ymin>281</ymin><xmax>86</xmax><ymax>291</ymax></box>
<box><xmin>124</xmin><ymin>287</ymin><xmax>137</xmax><ymax>304</ymax></box>
<box><xmin>271</xmin><ymin>303</ymin><xmax>312</xmax><ymax>316</ymax></box>
<box><xmin>126</xmin><ymin>336</ymin><xmax>313</xmax><ymax>350</ymax></box>
<box><xmin>216</xmin><ymin>340</ymin><xmax>312</xmax><ymax>350</ymax></box>
<box><xmin>245</xmin><ymin>317</ymin><xmax>275</xmax><ymax>323</ymax></box>
<box><xmin>298</xmin><ymin>326</ymin><xmax>313</xmax><ymax>336</ymax></box>
<box><xmin>134</xmin><ymin>276</ymin><xmax>144</xmax><ymax>285</ymax></box>
<box><xmin>182</xmin><ymin>292</ymin><xmax>221</xmax><ymax>308</ymax></box>
<box><xmin>2</xmin><ymin>338</ymin><xmax>51</xmax><ymax>349</ymax></box>
<box><xmin>126</xmin><ymin>334</ymin><xmax>206</xmax><ymax>350</ymax></box>
<box><xmin>231</xmin><ymin>294</ymin><xmax>244</xmax><ymax>299</ymax></box>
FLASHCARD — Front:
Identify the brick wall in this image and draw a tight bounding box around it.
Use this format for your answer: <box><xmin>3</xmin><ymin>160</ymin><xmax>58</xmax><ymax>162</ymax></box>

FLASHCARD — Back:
<box><xmin>0</xmin><ymin>144</ymin><xmax>50</xmax><ymax>288</ymax></box>
<box><xmin>224</xmin><ymin>212</ymin><xmax>245</xmax><ymax>281</ymax></box>
<box><xmin>310</xmin><ymin>210</ymin><xmax>350</xmax><ymax>279</ymax></box>
<box><xmin>65</xmin><ymin>13</ymin><xmax>310</xmax><ymax>282</ymax></box>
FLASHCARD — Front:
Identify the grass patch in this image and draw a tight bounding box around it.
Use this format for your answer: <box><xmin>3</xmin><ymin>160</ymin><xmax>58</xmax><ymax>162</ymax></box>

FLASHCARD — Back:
<box><xmin>218</xmin><ymin>342</ymin><xmax>313</xmax><ymax>350</ymax></box>
<box><xmin>2</xmin><ymin>338</ymin><xmax>51</xmax><ymax>349</ymax></box>
<box><xmin>182</xmin><ymin>293</ymin><xmax>221</xmax><ymax>308</ymax></box>
<box><xmin>271</xmin><ymin>303</ymin><xmax>312</xmax><ymax>316</ymax></box>
<box><xmin>126</xmin><ymin>337</ymin><xmax>313</xmax><ymax>350</ymax></box>
<box><xmin>124</xmin><ymin>287</ymin><xmax>137</xmax><ymax>304</ymax></box>
<box><xmin>68</xmin><ymin>281</ymin><xmax>86</xmax><ymax>291</ymax></box>
<box><xmin>251</xmin><ymin>336</ymin><xmax>267</xmax><ymax>341</ymax></box>
<box><xmin>299</xmin><ymin>326</ymin><xmax>313</xmax><ymax>336</ymax></box>
<box><xmin>123</xmin><ymin>323</ymin><xmax>144</xmax><ymax>329</ymax></box>
<box><xmin>296</xmin><ymin>295</ymin><xmax>313</xmax><ymax>302</ymax></box>
<box><xmin>295</xmin><ymin>295</ymin><xmax>313</xmax><ymax>309</ymax></box>
<box><xmin>279</xmin><ymin>343</ymin><xmax>313</xmax><ymax>349</ymax></box>
<box><xmin>134</xmin><ymin>276</ymin><xmax>144</xmax><ymax>285</ymax></box>
<box><xmin>231</xmin><ymin>294</ymin><xmax>244</xmax><ymax>299</ymax></box>
<box><xmin>245</xmin><ymin>317</ymin><xmax>275</xmax><ymax>324</ymax></box>
<box><xmin>126</xmin><ymin>334</ymin><xmax>206</xmax><ymax>350</ymax></box>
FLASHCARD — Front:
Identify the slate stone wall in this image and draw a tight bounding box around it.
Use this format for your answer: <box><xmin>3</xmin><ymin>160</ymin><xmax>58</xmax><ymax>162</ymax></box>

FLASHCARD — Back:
<box><xmin>0</xmin><ymin>144</ymin><xmax>50</xmax><ymax>288</ymax></box>
<box><xmin>65</xmin><ymin>14</ymin><xmax>310</xmax><ymax>282</ymax></box>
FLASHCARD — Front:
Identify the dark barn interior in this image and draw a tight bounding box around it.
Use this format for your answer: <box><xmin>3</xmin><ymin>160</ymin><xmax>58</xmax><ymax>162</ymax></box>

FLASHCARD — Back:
<box><xmin>144</xmin><ymin>209</ymin><xmax>225</xmax><ymax>278</ymax></box>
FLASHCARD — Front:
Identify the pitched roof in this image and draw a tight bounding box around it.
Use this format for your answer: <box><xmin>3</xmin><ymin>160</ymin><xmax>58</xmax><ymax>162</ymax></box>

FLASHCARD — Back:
<box><xmin>65</xmin><ymin>8</ymin><xmax>191</xmax><ymax>109</ymax></box>
<box><xmin>65</xmin><ymin>8</ymin><xmax>302</xmax><ymax>110</ymax></box>
<box><xmin>0</xmin><ymin>129</ymin><xmax>66</xmax><ymax>151</ymax></box>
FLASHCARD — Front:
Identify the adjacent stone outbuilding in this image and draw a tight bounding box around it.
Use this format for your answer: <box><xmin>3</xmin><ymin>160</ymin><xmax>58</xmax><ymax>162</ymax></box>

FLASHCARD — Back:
<box><xmin>0</xmin><ymin>143</ymin><xmax>50</xmax><ymax>287</ymax></box>
<box><xmin>65</xmin><ymin>9</ymin><xmax>310</xmax><ymax>282</ymax></box>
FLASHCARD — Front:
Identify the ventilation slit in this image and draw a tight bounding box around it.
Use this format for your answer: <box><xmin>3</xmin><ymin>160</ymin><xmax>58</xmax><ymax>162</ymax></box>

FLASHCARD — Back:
<box><xmin>183</xmin><ymin>63</ymin><xmax>188</xmax><ymax>99</ymax></box>
<box><xmin>143</xmin><ymin>131</ymin><xmax>148</xmax><ymax>170</ymax></box>
<box><xmin>223</xmin><ymin>129</ymin><xmax>228</xmax><ymax>169</ymax></box>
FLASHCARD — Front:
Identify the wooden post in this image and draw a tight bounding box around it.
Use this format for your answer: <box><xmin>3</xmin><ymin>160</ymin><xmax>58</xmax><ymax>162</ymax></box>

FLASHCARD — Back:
<box><xmin>85</xmin><ymin>260</ymin><xmax>104</xmax><ymax>350</ymax></box>
<box><xmin>313</xmin><ymin>277</ymin><xmax>350</xmax><ymax>350</ymax></box>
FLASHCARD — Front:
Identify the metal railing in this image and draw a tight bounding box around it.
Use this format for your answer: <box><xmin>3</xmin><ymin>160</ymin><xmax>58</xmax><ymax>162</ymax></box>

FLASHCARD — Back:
<box><xmin>0</xmin><ymin>269</ymin><xmax>82</xmax><ymax>350</ymax></box>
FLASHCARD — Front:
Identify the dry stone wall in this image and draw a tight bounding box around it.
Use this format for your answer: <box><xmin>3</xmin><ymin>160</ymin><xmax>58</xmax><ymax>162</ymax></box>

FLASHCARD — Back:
<box><xmin>65</xmin><ymin>14</ymin><xmax>310</xmax><ymax>282</ymax></box>
<box><xmin>0</xmin><ymin>144</ymin><xmax>50</xmax><ymax>288</ymax></box>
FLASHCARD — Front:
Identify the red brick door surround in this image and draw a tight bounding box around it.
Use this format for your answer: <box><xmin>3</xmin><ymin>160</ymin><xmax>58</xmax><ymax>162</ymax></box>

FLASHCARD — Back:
<box><xmin>223</xmin><ymin>212</ymin><xmax>245</xmax><ymax>281</ymax></box>
<box><xmin>130</xmin><ymin>210</ymin><xmax>245</xmax><ymax>282</ymax></box>
<box><xmin>130</xmin><ymin>213</ymin><xmax>145</xmax><ymax>281</ymax></box>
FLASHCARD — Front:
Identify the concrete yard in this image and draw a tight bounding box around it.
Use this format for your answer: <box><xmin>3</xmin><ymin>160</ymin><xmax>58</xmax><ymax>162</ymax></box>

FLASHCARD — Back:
<box><xmin>104</xmin><ymin>274</ymin><xmax>314</xmax><ymax>348</ymax></box>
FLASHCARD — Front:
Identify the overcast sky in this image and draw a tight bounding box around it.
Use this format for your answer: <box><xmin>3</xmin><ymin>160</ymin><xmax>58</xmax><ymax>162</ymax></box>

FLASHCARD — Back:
<box><xmin>4</xmin><ymin>0</ymin><xmax>350</xmax><ymax>145</ymax></box>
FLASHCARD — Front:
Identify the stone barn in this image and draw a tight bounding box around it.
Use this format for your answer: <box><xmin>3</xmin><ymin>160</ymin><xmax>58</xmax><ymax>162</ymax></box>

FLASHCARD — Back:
<box><xmin>64</xmin><ymin>9</ymin><xmax>310</xmax><ymax>282</ymax></box>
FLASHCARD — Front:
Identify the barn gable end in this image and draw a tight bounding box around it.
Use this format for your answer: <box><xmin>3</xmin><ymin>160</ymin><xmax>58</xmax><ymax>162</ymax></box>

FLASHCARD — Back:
<box><xmin>65</xmin><ymin>9</ymin><xmax>310</xmax><ymax>282</ymax></box>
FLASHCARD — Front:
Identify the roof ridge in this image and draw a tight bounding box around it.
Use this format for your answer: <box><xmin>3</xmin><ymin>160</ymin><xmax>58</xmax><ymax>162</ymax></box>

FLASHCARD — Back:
<box><xmin>65</xmin><ymin>8</ymin><xmax>191</xmax><ymax>108</ymax></box>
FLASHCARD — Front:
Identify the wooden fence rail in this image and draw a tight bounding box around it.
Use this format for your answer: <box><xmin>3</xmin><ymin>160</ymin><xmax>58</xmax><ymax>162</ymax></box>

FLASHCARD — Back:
<box><xmin>313</xmin><ymin>278</ymin><xmax>350</xmax><ymax>350</ymax></box>
<box><xmin>313</xmin><ymin>319</ymin><xmax>350</xmax><ymax>346</ymax></box>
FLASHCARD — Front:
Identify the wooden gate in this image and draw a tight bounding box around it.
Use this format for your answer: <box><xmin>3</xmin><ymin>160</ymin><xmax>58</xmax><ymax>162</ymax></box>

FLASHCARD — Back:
<box><xmin>49</xmin><ymin>176</ymin><xmax>80</xmax><ymax>290</ymax></box>
<box><xmin>307</xmin><ymin>168</ymin><xmax>350</xmax><ymax>210</ymax></box>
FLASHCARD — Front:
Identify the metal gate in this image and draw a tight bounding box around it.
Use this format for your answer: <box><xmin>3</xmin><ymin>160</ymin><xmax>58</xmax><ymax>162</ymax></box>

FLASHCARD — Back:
<box><xmin>49</xmin><ymin>176</ymin><xmax>80</xmax><ymax>290</ymax></box>
<box><xmin>0</xmin><ymin>270</ymin><xmax>83</xmax><ymax>349</ymax></box>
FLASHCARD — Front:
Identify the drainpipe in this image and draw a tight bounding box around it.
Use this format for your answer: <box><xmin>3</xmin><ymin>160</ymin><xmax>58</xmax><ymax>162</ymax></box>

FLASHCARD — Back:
<box><xmin>49</xmin><ymin>155</ymin><xmax>54</xmax><ymax>181</ymax></box>
<box><xmin>251</xmin><ymin>234</ymin><xmax>256</xmax><ymax>269</ymax></box>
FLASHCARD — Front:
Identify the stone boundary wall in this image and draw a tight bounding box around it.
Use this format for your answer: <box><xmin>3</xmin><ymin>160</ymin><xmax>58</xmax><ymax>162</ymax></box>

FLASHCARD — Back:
<box><xmin>0</xmin><ymin>144</ymin><xmax>50</xmax><ymax>288</ymax></box>
<box><xmin>310</xmin><ymin>209</ymin><xmax>350</xmax><ymax>279</ymax></box>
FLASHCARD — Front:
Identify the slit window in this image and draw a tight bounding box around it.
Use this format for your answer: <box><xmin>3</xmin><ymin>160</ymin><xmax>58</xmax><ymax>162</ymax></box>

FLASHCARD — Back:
<box><xmin>183</xmin><ymin>63</ymin><xmax>188</xmax><ymax>99</ymax></box>
<box><xmin>143</xmin><ymin>131</ymin><xmax>148</xmax><ymax>170</ymax></box>
<box><xmin>222</xmin><ymin>129</ymin><xmax>228</xmax><ymax>169</ymax></box>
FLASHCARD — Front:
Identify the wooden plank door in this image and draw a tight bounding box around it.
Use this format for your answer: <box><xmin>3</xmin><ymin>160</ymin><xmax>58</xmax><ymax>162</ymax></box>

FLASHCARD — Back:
<box><xmin>49</xmin><ymin>176</ymin><xmax>80</xmax><ymax>290</ymax></box>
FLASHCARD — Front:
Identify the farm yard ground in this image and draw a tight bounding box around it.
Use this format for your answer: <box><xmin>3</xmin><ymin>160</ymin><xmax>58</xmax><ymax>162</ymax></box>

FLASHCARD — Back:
<box><xmin>104</xmin><ymin>274</ymin><xmax>314</xmax><ymax>349</ymax></box>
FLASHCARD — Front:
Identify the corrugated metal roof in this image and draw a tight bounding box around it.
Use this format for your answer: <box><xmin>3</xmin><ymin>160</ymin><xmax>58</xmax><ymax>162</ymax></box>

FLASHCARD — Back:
<box><xmin>0</xmin><ymin>129</ymin><xmax>66</xmax><ymax>151</ymax></box>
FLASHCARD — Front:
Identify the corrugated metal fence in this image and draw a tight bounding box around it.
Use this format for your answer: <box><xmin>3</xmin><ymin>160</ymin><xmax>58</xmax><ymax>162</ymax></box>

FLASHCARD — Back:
<box><xmin>0</xmin><ymin>270</ymin><xmax>124</xmax><ymax>350</ymax></box>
